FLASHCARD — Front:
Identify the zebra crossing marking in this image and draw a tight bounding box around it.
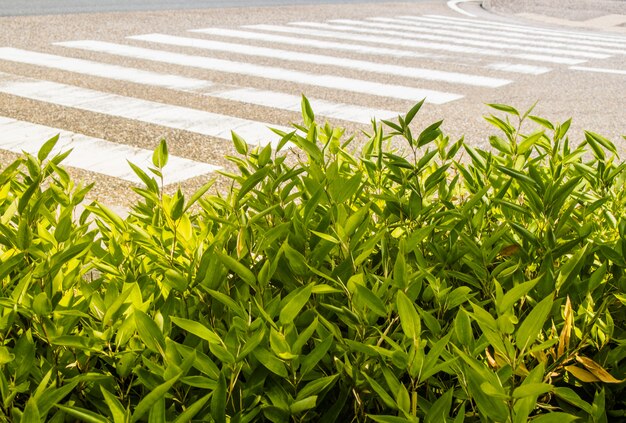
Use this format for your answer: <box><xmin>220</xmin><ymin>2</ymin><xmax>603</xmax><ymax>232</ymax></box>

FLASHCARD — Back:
<box><xmin>55</xmin><ymin>40</ymin><xmax>464</xmax><ymax>104</ymax></box>
<box><xmin>569</xmin><ymin>66</ymin><xmax>626</xmax><ymax>75</ymax></box>
<box><xmin>486</xmin><ymin>62</ymin><xmax>551</xmax><ymax>75</ymax></box>
<box><xmin>0</xmin><ymin>116</ymin><xmax>220</xmax><ymax>184</ymax></box>
<box><xmin>0</xmin><ymin>71</ymin><xmax>289</xmax><ymax>146</ymax></box>
<box><xmin>364</xmin><ymin>17</ymin><xmax>626</xmax><ymax>55</ymax></box>
<box><xmin>128</xmin><ymin>33</ymin><xmax>511</xmax><ymax>88</ymax></box>
<box><xmin>381</xmin><ymin>17</ymin><xmax>626</xmax><ymax>50</ymax></box>
<box><xmin>324</xmin><ymin>19</ymin><xmax>610</xmax><ymax>59</ymax></box>
<box><xmin>415</xmin><ymin>15</ymin><xmax>626</xmax><ymax>43</ymax></box>
<box><xmin>0</xmin><ymin>47</ymin><xmax>399</xmax><ymax>124</ymax></box>
<box><xmin>190</xmin><ymin>27</ymin><xmax>433</xmax><ymax>59</ymax></box>
<box><xmin>247</xmin><ymin>23</ymin><xmax>585</xmax><ymax>64</ymax></box>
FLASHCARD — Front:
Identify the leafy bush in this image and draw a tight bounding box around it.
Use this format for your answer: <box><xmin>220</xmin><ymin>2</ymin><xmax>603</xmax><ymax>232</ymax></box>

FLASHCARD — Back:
<box><xmin>1</xmin><ymin>99</ymin><xmax>626</xmax><ymax>422</ymax></box>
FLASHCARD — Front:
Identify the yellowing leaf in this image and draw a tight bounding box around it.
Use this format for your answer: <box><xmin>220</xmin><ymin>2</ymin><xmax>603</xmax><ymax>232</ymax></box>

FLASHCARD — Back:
<box><xmin>565</xmin><ymin>365</ymin><xmax>601</xmax><ymax>383</ymax></box>
<box><xmin>576</xmin><ymin>356</ymin><xmax>624</xmax><ymax>383</ymax></box>
<box><xmin>558</xmin><ymin>296</ymin><xmax>573</xmax><ymax>357</ymax></box>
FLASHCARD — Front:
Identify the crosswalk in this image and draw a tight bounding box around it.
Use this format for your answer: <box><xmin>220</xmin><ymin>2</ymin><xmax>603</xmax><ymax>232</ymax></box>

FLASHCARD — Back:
<box><xmin>0</xmin><ymin>12</ymin><xmax>624</xmax><ymax>188</ymax></box>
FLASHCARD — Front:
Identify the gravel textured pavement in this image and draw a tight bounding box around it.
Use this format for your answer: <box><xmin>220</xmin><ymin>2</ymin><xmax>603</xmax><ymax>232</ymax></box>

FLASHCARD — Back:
<box><xmin>0</xmin><ymin>0</ymin><xmax>623</xmax><ymax>208</ymax></box>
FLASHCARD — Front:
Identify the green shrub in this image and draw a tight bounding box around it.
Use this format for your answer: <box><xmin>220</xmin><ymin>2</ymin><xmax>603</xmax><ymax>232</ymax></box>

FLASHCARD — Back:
<box><xmin>0</xmin><ymin>98</ymin><xmax>625</xmax><ymax>422</ymax></box>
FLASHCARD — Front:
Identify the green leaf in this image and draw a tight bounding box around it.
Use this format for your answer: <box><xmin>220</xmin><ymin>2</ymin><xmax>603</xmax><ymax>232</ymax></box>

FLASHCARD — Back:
<box><xmin>367</xmin><ymin>416</ymin><xmax>412</xmax><ymax>423</ymax></box>
<box><xmin>529</xmin><ymin>115</ymin><xmax>554</xmax><ymax>131</ymax></box>
<box><xmin>211</xmin><ymin>371</ymin><xmax>227</xmax><ymax>423</ymax></box>
<box><xmin>516</xmin><ymin>294</ymin><xmax>553</xmax><ymax>352</ymax></box>
<box><xmin>152</xmin><ymin>138</ymin><xmax>169</xmax><ymax>168</ymax></box>
<box><xmin>253</xmin><ymin>348</ymin><xmax>288</xmax><ymax>377</ymax></box>
<box><xmin>489</xmin><ymin>135</ymin><xmax>511</xmax><ymax>154</ymax></box>
<box><xmin>0</xmin><ymin>347</ymin><xmax>13</xmax><ymax>364</ymax></box>
<box><xmin>37</xmin><ymin>381</ymin><xmax>79</xmax><ymax>416</ymax></box>
<box><xmin>498</xmin><ymin>278</ymin><xmax>540</xmax><ymax>315</ymax></box>
<box><xmin>405</xmin><ymin>98</ymin><xmax>425</xmax><ymax>125</ymax></box>
<box><xmin>101</xmin><ymin>386</ymin><xmax>127</xmax><ymax>423</ymax></box>
<box><xmin>56</xmin><ymin>404</ymin><xmax>109</xmax><ymax>423</ymax></box>
<box><xmin>553</xmin><ymin>387</ymin><xmax>592</xmax><ymax>414</ymax></box>
<box><xmin>296</xmin><ymin>375</ymin><xmax>338</xmax><ymax>400</ymax></box>
<box><xmin>171</xmin><ymin>316</ymin><xmax>222</xmax><ymax>345</ymax></box>
<box><xmin>148</xmin><ymin>397</ymin><xmax>166</xmax><ymax>423</ymax></box>
<box><xmin>512</xmin><ymin>383</ymin><xmax>553</xmax><ymax>398</ymax></box>
<box><xmin>127</xmin><ymin>160</ymin><xmax>158</xmax><ymax>192</ymax></box>
<box><xmin>363</xmin><ymin>374</ymin><xmax>397</xmax><ymax>410</ymax></box>
<box><xmin>231</xmin><ymin>131</ymin><xmax>248</xmax><ymax>156</ymax></box>
<box><xmin>354</xmin><ymin>284</ymin><xmax>387</xmax><ymax>317</ymax></box>
<box><xmin>216</xmin><ymin>251</ymin><xmax>256</xmax><ymax>286</ymax></box>
<box><xmin>417</xmin><ymin>120</ymin><xmax>443</xmax><ymax>147</ymax></box>
<box><xmin>134</xmin><ymin>310</ymin><xmax>166</xmax><ymax>353</ymax></box>
<box><xmin>300</xmin><ymin>335</ymin><xmax>333</xmax><ymax>376</ymax></box>
<box><xmin>290</xmin><ymin>396</ymin><xmax>317</xmax><ymax>414</ymax></box>
<box><xmin>301</xmin><ymin>95</ymin><xmax>315</xmax><ymax>127</ymax></box>
<box><xmin>131</xmin><ymin>373</ymin><xmax>181</xmax><ymax>422</ymax></box>
<box><xmin>173</xmin><ymin>393</ymin><xmax>211</xmax><ymax>423</ymax></box>
<box><xmin>22</xmin><ymin>398</ymin><xmax>41</xmax><ymax>423</ymax></box>
<box><xmin>279</xmin><ymin>283</ymin><xmax>312</xmax><ymax>325</ymax></box>
<box><xmin>38</xmin><ymin>133</ymin><xmax>60</xmax><ymax>162</ymax></box>
<box><xmin>426</xmin><ymin>388</ymin><xmax>453</xmax><ymax>423</ymax></box>
<box><xmin>487</xmin><ymin>103</ymin><xmax>519</xmax><ymax>117</ymax></box>
<box><xmin>530</xmin><ymin>412</ymin><xmax>579</xmax><ymax>423</ymax></box>
<box><xmin>396</xmin><ymin>291</ymin><xmax>421</xmax><ymax>342</ymax></box>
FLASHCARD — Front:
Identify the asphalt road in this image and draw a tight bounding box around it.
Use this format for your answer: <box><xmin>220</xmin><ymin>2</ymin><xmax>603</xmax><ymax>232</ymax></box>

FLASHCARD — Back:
<box><xmin>0</xmin><ymin>0</ymin><xmax>624</xmax><ymax>208</ymax></box>
<box><xmin>0</xmin><ymin>0</ymin><xmax>433</xmax><ymax>16</ymax></box>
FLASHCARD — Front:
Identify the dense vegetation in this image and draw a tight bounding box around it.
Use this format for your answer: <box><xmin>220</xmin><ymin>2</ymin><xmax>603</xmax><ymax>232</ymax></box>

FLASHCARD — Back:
<box><xmin>0</xmin><ymin>99</ymin><xmax>625</xmax><ymax>422</ymax></box>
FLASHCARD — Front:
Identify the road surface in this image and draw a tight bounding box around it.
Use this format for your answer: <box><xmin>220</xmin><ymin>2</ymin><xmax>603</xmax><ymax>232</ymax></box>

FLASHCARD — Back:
<box><xmin>0</xmin><ymin>0</ymin><xmax>624</xmax><ymax>207</ymax></box>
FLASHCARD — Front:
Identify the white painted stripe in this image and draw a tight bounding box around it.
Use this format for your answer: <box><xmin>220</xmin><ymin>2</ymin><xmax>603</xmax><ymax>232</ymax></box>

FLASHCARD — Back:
<box><xmin>0</xmin><ymin>47</ymin><xmax>215</xmax><ymax>91</ymax></box>
<box><xmin>569</xmin><ymin>66</ymin><xmax>626</xmax><ymax>75</ymax></box>
<box><xmin>214</xmin><ymin>88</ymin><xmax>399</xmax><ymax>123</ymax></box>
<box><xmin>128</xmin><ymin>33</ymin><xmax>510</xmax><ymax>88</ymax></box>
<box><xmin>0</xmin><ymin>47</ymin><xmax>397</xmax><ymax>124</ymax></box>
<box><xmin>447</xmin><ymin>0</ymin><xmax>477</xmax><ymax>18</ymax></box>
<box><xmin>325</xmin><ymin>19</ymin><xmax>610</xmax><ymax>59</ymax></box>
<box><xmin>0</xmin><ymin>116</ymin><xmax>219</xmax><ymax>184</ymax></box>
<box><xmin>0</xmin><ymin>72</ymin><xmax>288</xmax><ymax>146</ymax></box>
<box><xmin>414</xmin><ymin>15</ymin><xmax>626</xmax><ymax>43</ymax></box>
<box><xmin>486</xmin><ymin>62</ymin><xmax>551</xmax><ymax>75</ymax></box>
<box><xmin>190</xmin><ymin>27</ymin><xmax>431</xmax><ymax>59</ymax></box>
<box><xmin>247</xmin><ymin>23</ymin><xmax>585</xmax><ymax>65</ymax></box>
<box><xmin>387</xmin><ymin>16</ymin><xmax>626</xmax><ymax>50</ymax></box>
<box><xmin>55</xmin><ymin>40</ymin><xmax>463</xmax><ymax>104</ymax></box>
<box><xmin>425</xmin><ymin>14</ymin><xmax>626</xmax><ymax>42</ymax></box>
<box><xmin>367</xmin><ymin>17</ymin><xmax>626</xmax><ymax>55</ymax></box>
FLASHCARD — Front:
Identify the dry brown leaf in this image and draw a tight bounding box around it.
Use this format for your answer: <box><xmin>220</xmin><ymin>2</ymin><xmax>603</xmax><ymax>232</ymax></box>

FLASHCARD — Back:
<box><xmin>565</xmin><ymin>365</ymin><xmax>601</xmax><ymax>383</ymax></box>
<box><xmin>558</xmin><ymin>296</ymin><xmax>573</xmax><ymax>357</ymax></box>
<box><xmin>499</xmin><ymin>244</ymin><xmax>520</xmax><ymax>257</ymax></box>
<box><xmin>576</xmin><ymin>356</ymin><xmax>624</xmax><ymax>383</ymax></box>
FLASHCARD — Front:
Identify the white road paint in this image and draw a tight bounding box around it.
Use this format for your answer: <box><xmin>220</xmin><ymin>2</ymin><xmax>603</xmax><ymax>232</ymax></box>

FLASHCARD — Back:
<box><xmin>325</xmin><ymin>19</ymin><xmax>610</xmax><ymax>59</ymax></box>
<box><xmin>0</xmin><ymin>47</ymin><xmax>397</xmax><ymax>124</ymax></box>
<box><xmin>446</xmin><ymin>0</ymin><xmax>477</xmax><ymax>18</ymax></box>
<box><xmin>386</xmin><ymin>16</ymin><xmax>626</xmax><ymax>50</ymax></box>
<box><xmin>0</xmin><ymin>71</ymin><xmax>289</xmax><ymax>146</ymax></box>
<box><xmin>0</xmin><ymin>116</ymin><xmax>219</xmax><ymax>184</ymax></box>
<box><xmin>414</xmin><ymin>15</ymin><xmax>626</xmax><ymax>43</ymax></box>
<box><xmin>569</xmin><ymin>66</ymin><xmax>626</xmax><ymax>75</ymax></box>
<box><xmin>0</xmin><ymin>47</ymin><xmax>215</xmax><ymax>91</ymax></box>
<box><xmin>213</xmin><ymin>88</ymin><xmax>400</xmax><ymax>123</ymax></box>
<box><xmin>248</xmin><ymin>23</ymin><xmax>585</xmax><ymax>65</ymax></box>
<box><xmin>128</xmin><ymin>33</ymin><xmax>510</xmax><ymax>88</ymax></box>
<box><xmin>367</xmin><ymin>17</ymin><xmax>626</xmax><ymax>55</ymax></box>
<box><xmin>486</xmin><ymin>62</ymin><xmax>551</xmax><ymax>75</ymax></box>
<box><xmin>56</xmin><ymin>40</ymin><xmax>463</xmax><ymax>104</ymax></box>
<box><xmin>189</xmin><ymin>27</ymin><xmax>432</xmax><ymax>59</ymax></box>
